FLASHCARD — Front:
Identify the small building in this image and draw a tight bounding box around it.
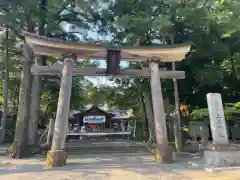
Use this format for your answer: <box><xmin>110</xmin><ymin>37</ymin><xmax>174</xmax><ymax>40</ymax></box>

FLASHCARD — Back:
<box><xmin>68</xmin><ymin>106</ymin><xmax>131</xmax><ymax>135</ymax></box>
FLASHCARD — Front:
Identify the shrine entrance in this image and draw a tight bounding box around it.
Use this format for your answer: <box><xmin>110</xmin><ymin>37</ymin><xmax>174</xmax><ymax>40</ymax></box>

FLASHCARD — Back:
<box><xmin>67</xmin><ymin>106</ymin><xmax>132</xmax><ymax>142</ymax></box>
<box><xmin>21</xmin><ymin>32</ymin><xmax>191</xmax><ymax>167</ymax></box>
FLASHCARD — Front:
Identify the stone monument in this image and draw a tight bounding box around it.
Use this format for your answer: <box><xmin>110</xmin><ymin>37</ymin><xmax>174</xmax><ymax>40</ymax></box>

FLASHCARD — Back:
<box><xmin>204</xmin><ymin>93</ymin><xmax>240</xmax><ymax>167</ymax></box>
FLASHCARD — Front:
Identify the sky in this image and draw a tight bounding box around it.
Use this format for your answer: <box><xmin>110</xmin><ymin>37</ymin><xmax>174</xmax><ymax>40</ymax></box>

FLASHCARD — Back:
<box><xmin>85</xmin><ymin>30</ymin><xmax>129</xmax><ymax>87</ymax></box>
<box><xmin>63</xmin><ymin>24</ymin><xmax>129</xmax><ymax>87</ymax></box>
<box><xmin>88</xmin><ymin>60</ymin><xmax>129</xmax><ymax>87</ymax></box>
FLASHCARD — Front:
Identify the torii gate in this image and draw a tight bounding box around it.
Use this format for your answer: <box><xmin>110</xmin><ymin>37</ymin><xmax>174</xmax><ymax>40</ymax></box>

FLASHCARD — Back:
<box><xmin>21</xmin><ymin>32</ymin><xmax>190</xmax><ymax>167</ymax></box>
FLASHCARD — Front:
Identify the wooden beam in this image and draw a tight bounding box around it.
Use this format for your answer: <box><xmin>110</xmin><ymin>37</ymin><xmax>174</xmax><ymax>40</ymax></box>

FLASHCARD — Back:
<box><xmin>24</xmin><ymin>32</ymin><xmax>191</xmax><ymax>62</ymax></box>
<box><xmin>150</xmin><ymin>61</ymin><xmax>169</xmax><ymax>163</ymax></box>
<box><xmin>31</xmin><ymin>65</ymin><xmax>185</xmax><ymax>79</ymax></box>
<box><xmin>106</xmin><ymin>49</ymin><xmax>121</xmax><ymax>74</ymax></box>
<box><xmin>51</xmin><ymin>58</ymin><xmax>74</xmax><ymax>151</ymax></box>
<box><xmin>46</xmin><ymin>57</ymin><xmax>74</xmax><ymax>168</ymax></box>
<box><xmin>172</xmin><ymin>62</ymin><xmax>183</xmax><ymax>152</ymax></box>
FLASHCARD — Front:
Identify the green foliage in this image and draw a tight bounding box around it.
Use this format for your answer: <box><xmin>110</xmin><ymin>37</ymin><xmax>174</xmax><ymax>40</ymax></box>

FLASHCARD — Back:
<box><xmin>134</xmin><ymin>120</ymin><xmax>147</xmax><ymax>141</ymax></box>
<box><xmin>1</xmin><ymin>0</ymin><xmax>240</xmax><ymax>129</ymax></box>
<box><xmin>191</xmin><ymin>107</ymin><xmax>240</xmax><ymax>121</ymax></box>
<box><xmin>235</xmin><ymin>102</ymin><xmax>240</xmax><ymax>109</ymax></box>
<box><xmin>0</xmin><ymin>0</ymin><xmax>103</xmax><ymax>127</ymax></box>
<box><xmin>92</xmin><ymin>0</ymin><xmax>240</xmax><ymax>109</ymax></box>
<box><xmin>190</xmin><ymin>108</ymin><xmax>211</xmax><ymax>121</ymax></box>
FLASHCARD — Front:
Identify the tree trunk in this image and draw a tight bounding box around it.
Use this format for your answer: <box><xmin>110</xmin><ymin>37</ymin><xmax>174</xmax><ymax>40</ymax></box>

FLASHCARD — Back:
<box><xmin>0</xmin><ymin>26</ymin><xmax>9</xmax><ymax>144</ymax></box>
<box><xmin>12</xmin><ymin>86</ymin><xmax>19</xmax><ymax>120</ymax></box>
<box><xmin>28</xmin><ymin>0</ymin><xmax>47</xmax><ymax>147</ymax></box>
<box><xmin>9</xmin><ymin>43</ymin><xmax>33</xmax><ymax>158</ymax></box>
<box><xmin>143</xmin><ymin>90</ymin><xmax>155</xmax><ymax>143</ymax></box>
<box><xmin>140</xmin><ymin>90</ymin><xmax>149</xmax><ymax>141</ymax></box>
<box><xmin>167</xmin><ymin>116</ymin><xmax>174</xmax><ymax>142</ymax></box>
<box><xmin>172</xmin><ymin>62</ymin><xmax>183</xmax><ymax>152</ymax></box>
<box><xmin>140</xmin><ymin>78</ymin><xmax>155</xmax><ymax>143</ymax></box>
<box><xmin>46</xmin><ymin>118</ymin><xmax>55</xmax><ymax>146</ymax></box>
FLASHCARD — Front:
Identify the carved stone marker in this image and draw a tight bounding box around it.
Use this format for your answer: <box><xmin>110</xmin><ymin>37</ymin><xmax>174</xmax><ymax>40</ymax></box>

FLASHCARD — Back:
<box><xmin>206</xmin><ymin>93</ymin><xmax>228</xmax><ymax>145</ymax></box>
<box><xmin>204</xmin><ymin>93</ymin><xmax>240</xmax><ymax>167</ymax></box>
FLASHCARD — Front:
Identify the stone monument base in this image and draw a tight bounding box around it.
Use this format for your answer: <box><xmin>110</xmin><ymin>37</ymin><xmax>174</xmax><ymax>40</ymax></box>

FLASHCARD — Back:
<box><xmin>45</xmin><ymin>150</ymin><xmax>68</xmax><ymax>168</ymax></box>
<box><xmin>204</xmin><ymin>144</ymin><xmax>240</xmax><ymax>167</ymax></box>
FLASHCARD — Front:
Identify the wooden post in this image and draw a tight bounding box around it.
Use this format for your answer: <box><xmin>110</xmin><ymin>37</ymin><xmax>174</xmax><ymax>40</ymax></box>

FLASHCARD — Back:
<box><xmin>149</xmin><ymin>60</ymin><xmax>173</xmax><ymax>163</ymax></box>
<box><xmin>46</xmin><ymin>118</ymin><xmax>55</xmax><ymax>146</ymax></box>
<box><xmin>76</xmin><ymin>118</ymin><xmax>80</xmax><ymax>132</ymax></box>
<box><xmin>106</xmin><ymin>50</ymin><xmax>121</xmax><ymax>74</ymax></box>
<box><xmin>28</xmin><ymin>64</ymin><xmax>41</xmax><ymax>146</ymax></box>
<box><xmin>110</xmin><ymin>117</ymin><xmax>112</xmax><ymax>129</ymax></box>
<box><xmin>45</xmin><ymin>55</ymin><xmax>75</xmax><ymax>168</ymax></box>
<box><xmin>172</xmin><ymin>62</ymin><xmax>183</xmax><ymax>152</ymax></box>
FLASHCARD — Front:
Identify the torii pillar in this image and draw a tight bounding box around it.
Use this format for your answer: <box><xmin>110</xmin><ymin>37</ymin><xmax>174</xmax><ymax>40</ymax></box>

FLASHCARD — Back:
<box><xmin>45</xmin><ymin>54</ymin><xmax>75</xmax><ymax>168</ymax></box>
<box><xmin>149</xmin><ymin>58</ymin><xmax>174</xmax><ymax>163</ymax></box>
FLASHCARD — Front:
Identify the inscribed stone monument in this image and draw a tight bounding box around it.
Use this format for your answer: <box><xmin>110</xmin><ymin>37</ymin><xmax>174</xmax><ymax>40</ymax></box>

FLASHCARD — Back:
<box><xmin>206</xmin><ymin>93</ymin><xmax>228</xmax><ymax>145</ymax></box>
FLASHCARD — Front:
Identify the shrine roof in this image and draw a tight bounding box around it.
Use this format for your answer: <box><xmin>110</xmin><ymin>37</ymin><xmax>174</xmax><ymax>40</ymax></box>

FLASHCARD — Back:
<box><xmin>74</xmin><ymin>106</ymin><xmax>115</xmax><ymax>117</ymax></box>
<box><xmin>23</xmin><ymin>32</ymin><xmax>191</xmax><ymax>62</ymax></box>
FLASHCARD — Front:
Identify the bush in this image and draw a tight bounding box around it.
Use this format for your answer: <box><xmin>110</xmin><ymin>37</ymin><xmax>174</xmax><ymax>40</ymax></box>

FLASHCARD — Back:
<box><xmin>235</xmin><ymin>102</ymin><xmax>240</xmax><ymax>109</ymax></box>
<box><xmin>224</xmin><ymin>108</ymin><xmax>240</xmax><ymax>121</ymax></box>
<box><xmin>191</xmin><ymin>107</ymin><xmax>240</xmax><ymax>121</ymax></box>
<box><xmin>190</xmin><ymin>108</ymin><xmax>209</xmax><ymax>121</ymax></box>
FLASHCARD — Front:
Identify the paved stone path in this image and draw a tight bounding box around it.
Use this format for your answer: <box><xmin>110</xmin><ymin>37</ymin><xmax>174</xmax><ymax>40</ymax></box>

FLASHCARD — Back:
<box><xmin>0</xmin><ymin>153</ymin><xmax>240</xmax><ymax>180</ymax></box>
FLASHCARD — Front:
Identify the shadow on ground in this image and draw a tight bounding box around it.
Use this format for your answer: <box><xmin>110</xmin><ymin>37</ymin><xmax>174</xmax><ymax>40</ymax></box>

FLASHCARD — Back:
<box><xmin>0</xmin><ymin>153</ymin><xmax>205</xmax><ymax>177</ymax></box>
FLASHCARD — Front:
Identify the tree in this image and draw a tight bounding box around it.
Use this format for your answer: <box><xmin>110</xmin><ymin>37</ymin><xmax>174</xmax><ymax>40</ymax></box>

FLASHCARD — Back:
<box><xmin>89</xmin><ymin>0</ymin><xmax>240</xmax><ymax>147</ymax></box>
<box><xmin>1</xmin><ymin>0</ymin><xmax>240</xmax><ymax>157</ymax></box>
<box><xmin>0</xmin><ymin>26</ymin><xmax>9</xmax><ymax>144</ymax></box>
<box><xmin>0</xmin><ymin>0</ymin><xmax>102</xmax><ymax>156</ymax></box>
<box><xmin>28</xmin><ymin>0</ymin><xmax>48</xmax><ymax>147</ymax></box>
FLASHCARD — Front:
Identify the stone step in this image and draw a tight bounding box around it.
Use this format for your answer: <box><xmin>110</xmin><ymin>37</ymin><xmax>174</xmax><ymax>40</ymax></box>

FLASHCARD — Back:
<box><xmin>65</xmin><ymin>142</ymin><xmax>150</xmax><ymax>155</ymax></box>
<box><xmin>67</xmin><ymin>149</ymin><xmax>150</xmax><ymax>154</ymax></box>
<box><xmin>40</xmin><ymin>140</ymin><xmax>151</xmax><ymax>155</ymax></box>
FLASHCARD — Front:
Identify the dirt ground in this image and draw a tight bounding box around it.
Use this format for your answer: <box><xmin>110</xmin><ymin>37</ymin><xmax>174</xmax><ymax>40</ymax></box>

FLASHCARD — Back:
<box><xmin>0</xmin><ymin>153</ymin><xmax>240</xmax><ymax>180</ymax></box>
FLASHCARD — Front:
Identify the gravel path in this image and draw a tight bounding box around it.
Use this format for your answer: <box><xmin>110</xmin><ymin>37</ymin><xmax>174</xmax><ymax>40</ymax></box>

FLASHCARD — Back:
<box><xmin>0</xmin><ymin>153</ymin><xmax>240</xmax><ymax>180</ymax></box>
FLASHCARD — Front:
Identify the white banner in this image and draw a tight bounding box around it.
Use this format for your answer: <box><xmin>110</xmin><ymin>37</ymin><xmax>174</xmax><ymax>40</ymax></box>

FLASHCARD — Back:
<box><xmin>83</xmin><ymin>116</ymin><xmax>106</xmax><ymax>123</ymax></box>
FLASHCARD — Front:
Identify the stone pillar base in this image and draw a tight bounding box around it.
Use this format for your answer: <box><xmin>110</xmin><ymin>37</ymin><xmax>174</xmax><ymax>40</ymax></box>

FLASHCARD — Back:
<box><xmin>204</xmin><ymin>144</ymin><xmax>240</xmax><ymax>167</ymax></box>
<box><xmin>154</xmin><ymin>145</ymin><xmax>176</xmax><ymax>163</ymax></box>
<box><xmin>45</xmin><ymin>150</ymin><xmax>68</xmax><ymax>168</ymax></box>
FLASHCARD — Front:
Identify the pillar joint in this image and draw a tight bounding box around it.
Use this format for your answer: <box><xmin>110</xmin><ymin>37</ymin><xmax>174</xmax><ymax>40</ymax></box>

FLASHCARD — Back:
<box><xmin>147</xmin><ymin>57</ymin><xmax>160</xmax><ymax>64</ymax></box>
<box><xmin>62</xmin><ymin>53</ymin><xmax>77</xmax><ymax>61</ymax></box>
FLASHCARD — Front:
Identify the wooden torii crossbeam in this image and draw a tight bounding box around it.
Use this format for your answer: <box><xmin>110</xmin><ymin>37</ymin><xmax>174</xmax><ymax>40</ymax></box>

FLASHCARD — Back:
<box><xmin>20</xmin><ymin>32</ymin><xmax>191</xmax><ymax>167</ymax></box>
<box><xmin>24</xmin><ymin>31</ymin><xmax>190</xmax><ymax>78</ymax></box>
<box><xmin>31</xmin><ymin>64</ymin><xmax>186</xmax><ymax>79</ymax></box>
<box><xmin>24</xmin><ymin>31</ymin><xmax>190</xmax><ymax>62</ymax></box>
